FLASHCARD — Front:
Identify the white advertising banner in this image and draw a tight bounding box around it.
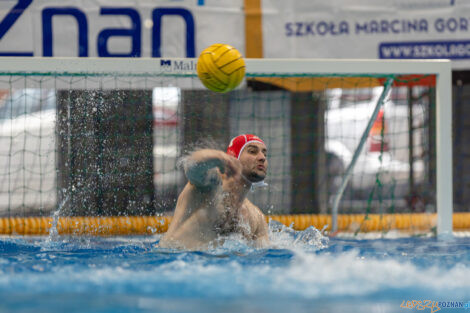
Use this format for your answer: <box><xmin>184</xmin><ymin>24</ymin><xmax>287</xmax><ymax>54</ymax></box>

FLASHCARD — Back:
<box><xmin>262</xmin><ymin>0</ymin><xmax>470</xmax><ymax>69</ymax></box>
<box><xmin>0</xmin><ymin>0</ymin><xmax>244</xmax><ymax>58</ymax></box>
<box><xmin>2</xmin><ymin>0</ymin><xmax>470</xmax><ymax>69</ymax></box>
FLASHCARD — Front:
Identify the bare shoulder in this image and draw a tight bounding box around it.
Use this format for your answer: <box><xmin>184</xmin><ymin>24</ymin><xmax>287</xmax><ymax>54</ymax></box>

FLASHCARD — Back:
<box><xmin>241</xmin><ymin>198</ymin><xmax>269</xmax><ymax>246</ymax></box>
<box><xmin>244</xmin><ymin>198</ymin><xmax>264</xmax><ymax>216</ymax></box>
<box><xmin>242</xmin><ymin>199</ymin><xmax>268</xmax><ymax>229</ymax></box>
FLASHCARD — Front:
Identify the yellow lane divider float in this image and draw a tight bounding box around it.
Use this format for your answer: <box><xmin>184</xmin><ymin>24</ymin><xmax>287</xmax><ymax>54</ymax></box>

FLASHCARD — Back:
<box><xmin>0</xmin><ymin>213</ymin><xmax>470</xmax><ymax>236</ymax></box>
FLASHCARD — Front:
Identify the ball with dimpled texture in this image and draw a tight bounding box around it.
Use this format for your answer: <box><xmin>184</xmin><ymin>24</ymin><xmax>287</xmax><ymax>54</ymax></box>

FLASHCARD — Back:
<box><xmin>196</xmin><ymin>44</ymin><xmax>246</xmax><ymax>93</ymax></box>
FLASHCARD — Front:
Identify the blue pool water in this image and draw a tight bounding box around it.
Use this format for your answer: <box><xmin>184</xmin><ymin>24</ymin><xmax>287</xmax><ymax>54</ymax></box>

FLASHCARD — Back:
<box><xmin>1</xmin><ymin>224</ymin><xmax>470</xmax><ymax>313</ymax></box>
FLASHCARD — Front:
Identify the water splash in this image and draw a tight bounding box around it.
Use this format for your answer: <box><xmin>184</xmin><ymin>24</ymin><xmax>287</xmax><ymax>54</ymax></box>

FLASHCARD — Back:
<box><xmin>47</xmin><ymin>209</ymin><xmax>60</xmax><ymax>240</ymax></box>
<box><xmin>44</xmin><ymin>192</ymin><xmax>69</xmax><ymax>247</ymax></box>
<box><xmin>268</xmin><ymin>220</ymin><xmax>329</xmax><ymax>251</ymax></box>
<box><xmin>2</xmin><ymin>234</ymin><xmax>470</xmax><ymax>313</ymax></box>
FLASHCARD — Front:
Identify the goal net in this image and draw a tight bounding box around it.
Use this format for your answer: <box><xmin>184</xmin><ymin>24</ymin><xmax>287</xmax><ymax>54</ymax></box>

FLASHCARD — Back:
<box><xmin>0</xmin><ymin>58</ymin><xmax>452</xmax><ymax>234</ymax></box>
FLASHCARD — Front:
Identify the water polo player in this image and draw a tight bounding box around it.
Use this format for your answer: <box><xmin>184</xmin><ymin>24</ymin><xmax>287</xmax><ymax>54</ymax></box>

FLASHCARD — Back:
<box><xmin>159</xmin><ymin>134</ymin><xmax>269</xmax><ymax>250</ymax></box>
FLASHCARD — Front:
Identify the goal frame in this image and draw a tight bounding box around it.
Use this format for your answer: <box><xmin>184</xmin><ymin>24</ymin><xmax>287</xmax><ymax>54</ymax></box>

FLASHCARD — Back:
<box><xmin>0</xmin><ymin>57</ymin><xmax>453</xmax><ymax>235</ymax></box>
<box><xmin>246</xmin><ymin>58</ymin><xmax>452</xmax><ymax>236</ymax></box>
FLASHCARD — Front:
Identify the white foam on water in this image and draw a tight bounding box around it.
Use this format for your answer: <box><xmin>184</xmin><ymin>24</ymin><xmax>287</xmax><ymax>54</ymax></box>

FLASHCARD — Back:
<box><xmin>275</xmin><ymin>249</ymin><xmax>470</xmax><ymax>298</ymax></box>
<box><xmin>267</xmin><ymin>220</ymin><xmax>329</xmax><ymax>251</ymax></box>
<box><xmin>3</xmin><ymin>245</ymin><xmax>469</xmax><ymax>300</ymax></box>
<box><xmin>1</xmin><ymin>225</ymin><xmax>470</xmax><ymax>301</ymax></box>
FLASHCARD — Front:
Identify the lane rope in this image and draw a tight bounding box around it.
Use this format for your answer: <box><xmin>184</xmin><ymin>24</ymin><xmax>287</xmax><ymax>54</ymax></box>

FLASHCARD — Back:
<box><xmin>0</xmin><ymin>213</ymin><xmax>468</xmax><ymax>236</ymax></box>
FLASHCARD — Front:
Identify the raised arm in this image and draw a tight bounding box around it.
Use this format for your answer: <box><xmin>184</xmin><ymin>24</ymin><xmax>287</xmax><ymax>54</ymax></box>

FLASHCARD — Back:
<box><xmin>184</xmin><ymin>149</ymin><xmax>240</xmax><ymax>189</ymax></box>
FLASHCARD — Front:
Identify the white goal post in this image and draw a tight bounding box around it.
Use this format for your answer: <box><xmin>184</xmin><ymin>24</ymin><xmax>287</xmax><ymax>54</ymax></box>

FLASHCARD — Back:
<box><xmin>0</xmin><ymin>57</ymin><xmax>453</xmax><ymax>235</ymax></box>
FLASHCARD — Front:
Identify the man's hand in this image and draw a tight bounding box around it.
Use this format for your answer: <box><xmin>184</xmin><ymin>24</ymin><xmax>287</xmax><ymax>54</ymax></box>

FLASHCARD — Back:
<box><xmin>184</xmin><ymin>150</ymin><xmax>240</xmax><ymax>189</ymax></box>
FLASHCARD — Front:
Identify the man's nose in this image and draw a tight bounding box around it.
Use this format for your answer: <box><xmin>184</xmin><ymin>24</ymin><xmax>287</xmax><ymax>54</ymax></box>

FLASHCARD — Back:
<box><xmin>257</xmin><ymin>152</ymin><xmax>266</xmax><ymax>162</ymax></box>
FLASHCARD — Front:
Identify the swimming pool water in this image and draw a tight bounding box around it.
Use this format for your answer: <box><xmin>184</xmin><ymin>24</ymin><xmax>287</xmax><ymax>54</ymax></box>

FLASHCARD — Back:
<box><xmin>1</xmin><ymin>224</ymin><xmax>470</xmax><ymax>313</ymax></box>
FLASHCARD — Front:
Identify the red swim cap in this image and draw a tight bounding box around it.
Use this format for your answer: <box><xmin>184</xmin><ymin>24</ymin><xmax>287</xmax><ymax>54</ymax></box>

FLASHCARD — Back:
<box><xmin>227</xmin><ymin>134</ymin><xmax>266</xmax><ymax>159</ymax></box>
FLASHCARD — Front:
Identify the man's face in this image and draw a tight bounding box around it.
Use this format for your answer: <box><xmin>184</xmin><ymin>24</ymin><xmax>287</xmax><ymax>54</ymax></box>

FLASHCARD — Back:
<box><xmin>238</xmin><ymin>142</ymin><xmax>268</xmax><ymax>182</ymax></box>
